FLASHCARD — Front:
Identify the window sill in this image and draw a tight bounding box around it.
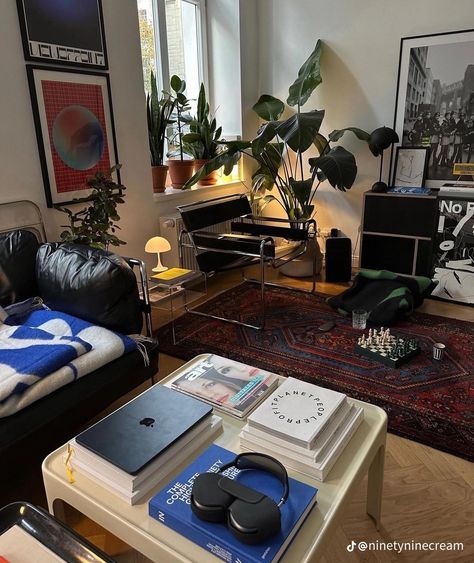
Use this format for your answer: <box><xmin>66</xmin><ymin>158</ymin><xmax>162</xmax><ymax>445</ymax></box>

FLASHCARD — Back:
<box><xmin>153</xmin><ymin>180</ymin><xmax>245</xmax><ymax>202</ymax></box>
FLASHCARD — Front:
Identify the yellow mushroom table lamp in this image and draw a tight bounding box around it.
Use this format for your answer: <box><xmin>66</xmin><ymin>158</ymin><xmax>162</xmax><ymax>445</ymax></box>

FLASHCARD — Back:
<box><xmin>145</xmin><ymin>236</ymin><xmax>171</xmax><ymax>272</ymax></box>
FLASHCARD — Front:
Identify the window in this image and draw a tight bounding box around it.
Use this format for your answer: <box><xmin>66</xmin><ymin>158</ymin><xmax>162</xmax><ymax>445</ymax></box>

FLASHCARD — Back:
<box><xmin>138</xmin><ymin>0</ymin><xmax>207</xmax><ymax>109</ymax></box>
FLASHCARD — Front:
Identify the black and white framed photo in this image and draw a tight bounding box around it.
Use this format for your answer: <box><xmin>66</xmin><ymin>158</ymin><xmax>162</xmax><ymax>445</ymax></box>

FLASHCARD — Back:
<box><xmin>16</xmin><ymin>0</ymin><xmax>108</xmax><ymax>69</ymax></box>
<box><xmin>27</xmin><ymin>66</ymin><xmax>119</xmax><ymax>207</ymax></box>
<box><xmin>392</xmin><ymin>146</ymin><xmax>429</xmax><ymax>188</ymax></box>
<box><xmin>393</xmin><ymin>29</ymin><xmax>474</xmax><ymax>189</ymax></box>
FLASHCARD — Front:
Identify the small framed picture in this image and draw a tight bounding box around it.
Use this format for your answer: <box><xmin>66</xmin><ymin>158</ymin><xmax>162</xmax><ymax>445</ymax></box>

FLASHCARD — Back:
<box><xmin>27</xmin><ymin>65</ymin><xmax>119</xmax><ymax>207</ymax></box>
<box><xmin>392</xmin><ymin>146</ymin><xmax>429</xmax><ymax>188</ymax></box>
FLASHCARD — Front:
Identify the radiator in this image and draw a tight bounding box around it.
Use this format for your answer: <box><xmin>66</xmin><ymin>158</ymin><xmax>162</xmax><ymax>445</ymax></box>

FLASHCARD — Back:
<box><xmin>159</xmin><ymin>214</ymin><xmax>235</xmax><ymax>270</ymax></box>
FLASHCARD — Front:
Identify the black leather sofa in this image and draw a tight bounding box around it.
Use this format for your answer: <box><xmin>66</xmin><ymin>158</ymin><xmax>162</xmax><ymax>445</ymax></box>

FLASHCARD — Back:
<box><xmin>0</xmin><ymin>229</ymin><xmax>158</xmax><ymax>491</ymax></box>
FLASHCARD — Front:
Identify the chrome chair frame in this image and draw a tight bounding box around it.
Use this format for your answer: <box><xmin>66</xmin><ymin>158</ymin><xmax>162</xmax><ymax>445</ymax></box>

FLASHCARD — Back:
<box><xmin>177</xmin><ymin>194</ymin><xmax>317</xmax><ymax>330</ymax></box>
<box><xmin>125</xmin><ymin>257</ymin><xmax>153</xmax><ymax>337</ymax></box>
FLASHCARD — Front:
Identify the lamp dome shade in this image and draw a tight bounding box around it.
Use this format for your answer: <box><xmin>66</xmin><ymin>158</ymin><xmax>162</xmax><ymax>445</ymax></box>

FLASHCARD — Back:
<box><xmin>369</xmin><ymin>127</ymin><xmax>399</xmax><ymax>156</ymax></box>
<box><xmin>145</xmin><ymin>236</ymin><xmax>171</xmax><ymax>253</ymax></box>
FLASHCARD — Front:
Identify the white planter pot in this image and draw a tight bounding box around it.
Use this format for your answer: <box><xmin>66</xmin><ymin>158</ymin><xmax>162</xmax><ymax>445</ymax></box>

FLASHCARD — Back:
<box><xmin>279</xmin><ymin>237</ymin><xmax>323</xmax><ymax>278</ymax></box>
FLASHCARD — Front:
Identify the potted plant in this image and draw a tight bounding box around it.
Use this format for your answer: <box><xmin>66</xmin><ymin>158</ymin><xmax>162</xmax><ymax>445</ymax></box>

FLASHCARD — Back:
<box><xmin>166</xmin><ymin>75</ymin><xmax>195</xmax><ymax>189</ymax></box>
<box><xmin>56</xmin><ymin>165</ymin><xmax>126</xmax><ymax>250</ymax></box>
<box><xmin>184</xmin><ymin>40</ymin><xmax>370</xmax><ymax>275</ymax></box>
<box><xmin>147</xmin><ymin>71</ymin><xmax>175</xmax><ymax>193</ymax></box>
<box><xmin>182</xmin><ymin>83</ymin><xmax>222</xmax><ymax>186</ymax></box>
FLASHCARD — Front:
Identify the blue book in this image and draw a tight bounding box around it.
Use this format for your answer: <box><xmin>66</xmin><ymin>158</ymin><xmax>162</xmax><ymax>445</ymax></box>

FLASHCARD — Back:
<box><xmin>149</xmin><ymin>444</ymin><xmax>317</xmax><ymax>563</ymax></box>
<box><xmin>388</xmin><ymin>186</ymin><xmax>431</xmax><ymax>194</ymax></box>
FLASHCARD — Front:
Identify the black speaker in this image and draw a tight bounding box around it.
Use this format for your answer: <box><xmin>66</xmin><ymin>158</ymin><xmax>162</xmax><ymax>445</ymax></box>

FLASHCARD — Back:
<box><xmin>325</xmin><ymin>231</ymin><xmax>352</xmax><ymax>282</ymax></box>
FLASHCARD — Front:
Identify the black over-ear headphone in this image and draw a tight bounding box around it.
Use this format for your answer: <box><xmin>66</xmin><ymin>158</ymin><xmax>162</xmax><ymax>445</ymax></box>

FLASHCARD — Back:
<box><xmin>191</xmin><ymin>452</ymin><xmax>289</xmax><ymax>545</ymax></box>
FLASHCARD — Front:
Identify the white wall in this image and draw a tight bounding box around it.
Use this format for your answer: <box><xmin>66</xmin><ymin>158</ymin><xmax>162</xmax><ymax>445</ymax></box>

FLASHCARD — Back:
<box><xmin>207</xmin><ymin>0</ymin><xmax>242</xmax><ymax>137</ymax></box>
<box><xmin>255</xmin><ymin>0</ymin><xmax>474</xmax><ymax>250</ymax></box>
<box><xmin>0</xmin><ymin>0</ymin><xmax>157</xmax><ymax>270</ymax></box>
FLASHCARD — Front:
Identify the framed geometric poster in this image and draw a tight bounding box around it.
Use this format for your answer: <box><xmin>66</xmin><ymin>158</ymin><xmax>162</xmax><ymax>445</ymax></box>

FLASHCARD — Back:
<box><xmin>392</xmin><ymin>29</ymin><xmax>474</xmax><ymax>189</ymax></box>
<box><xmin>16</xmin><ymin>0</ymin><xmax>108</xmax><ymax>69</ymax></box>
<box><xmin>27</xmin><ymin>66</ymin><xmax>119</xmax><ymax>207</ymax></box>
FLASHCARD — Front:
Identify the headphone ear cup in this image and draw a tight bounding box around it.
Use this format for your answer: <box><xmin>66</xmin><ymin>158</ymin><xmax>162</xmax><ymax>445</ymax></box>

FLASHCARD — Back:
<box><xmin>227</xmin><ymin>497</ymin><xmax>281</xmax><ymax>545</ymax></box>
<box><xmin>191</xmin><ymin>473</ymin><xmax>234</xmax><ymax>523</ymax></box>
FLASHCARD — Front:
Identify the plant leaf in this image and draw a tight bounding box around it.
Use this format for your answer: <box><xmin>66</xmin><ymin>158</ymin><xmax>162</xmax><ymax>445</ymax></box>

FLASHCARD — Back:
<box><xmin>289</xmin><ymin>178</ymin><xmax>313</xmax><ymax>208</ymax></box>
<box><xmin>170</xmin><ymin>75</ymin><xmax>182</xmax><ymax>93</ymax></box>
<box><xmin>313</xmin><ymin>133</ymin><xmax>330</xmax><ymax>155</ymax></box>
<box><xmin>252</xmin><ymin>95</ymin><xmax>285</xmax><ymax>121</ymax></box>
<box><xmin>287</xmin><ymin>40</ymin><xmax>322</xmax><ymax>107</ymax></box>
<box><xmin>309</xmin><ymin>146</ymin><xmax>357</xmax><ymax>191</ymax></box>
<box><xmin>276</xmin><ymin>110</ymin><xmax>325</xmax><ymax>153</ymax></box>
<box><xmin>181</xmin><ymin>132</ymin><xmax>202</xmax><ymax>143</ymax></box>
<box><xmin>251</xmin><ymin>121</ymin><xmax>279</xmax><ymax>155</ymax></box>
<box><xmin>328</xmin><ymin>127</ymin><xmax>370</xmax><ymax>143</ymax></box>
<box><xmin>251</xmin><ymin>142</ymin><xmax>284</xmax><ymax>192</ymax></box>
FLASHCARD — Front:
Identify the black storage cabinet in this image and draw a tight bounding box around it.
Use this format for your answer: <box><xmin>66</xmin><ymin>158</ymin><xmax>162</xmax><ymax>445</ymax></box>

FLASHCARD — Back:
<box><xmin>360</xmin><ymin>191</ymin><xmax>438</xmax><ymax>276</ymax></box>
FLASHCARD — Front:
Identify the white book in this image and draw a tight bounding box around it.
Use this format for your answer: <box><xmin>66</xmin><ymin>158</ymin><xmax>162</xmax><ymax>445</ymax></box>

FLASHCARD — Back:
<box><xmin>240</xmin><ymin>400</ymin><xmax>353</xmax><ymax>463</ymax></box>
<box><xmin>68</xmin><ymin>416</ymin><xmax>222</xmax><ymax>502</ymax></box>
<box><xmin>69</xmin><ymin>415</ymin><xmax>213</xmax><ymax>492</ymax></box>
<box><xmin>247</xmin><ymin>377</ymin><xmax>347</xmax><ymax>448</ymax></box>
<box><xmin>241</xmin><ymin>405</ymin><xmax>363</xmax><ymax>481</ymax></box>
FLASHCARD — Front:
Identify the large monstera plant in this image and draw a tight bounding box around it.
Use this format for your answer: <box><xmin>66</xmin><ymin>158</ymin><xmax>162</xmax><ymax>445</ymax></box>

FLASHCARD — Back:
<box><xmin>184</xmin><ymin>40</ymin><xmax>370</xmax><ymax>222</ymax></box>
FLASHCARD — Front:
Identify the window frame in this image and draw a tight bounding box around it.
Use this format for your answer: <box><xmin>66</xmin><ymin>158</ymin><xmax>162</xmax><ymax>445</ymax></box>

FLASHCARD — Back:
<box><xmin>151</xmin><ymin>0</ymin><xmax>209</xmax><ymax>97</ymax></box>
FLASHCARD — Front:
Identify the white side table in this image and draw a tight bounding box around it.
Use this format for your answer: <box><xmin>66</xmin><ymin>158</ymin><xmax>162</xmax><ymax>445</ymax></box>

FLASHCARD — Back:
<box><xmin>146</xmin><ymin>271</ymin><xmax>207</xmax><ymax>343</ymax></box>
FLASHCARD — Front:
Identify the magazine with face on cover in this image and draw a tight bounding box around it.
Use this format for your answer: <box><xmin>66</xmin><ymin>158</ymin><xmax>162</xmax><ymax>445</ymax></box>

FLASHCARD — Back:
<box><xmin>170</xmin><ymin>354</ymin><xmax>279</xmax><ymax>417</ymax></box>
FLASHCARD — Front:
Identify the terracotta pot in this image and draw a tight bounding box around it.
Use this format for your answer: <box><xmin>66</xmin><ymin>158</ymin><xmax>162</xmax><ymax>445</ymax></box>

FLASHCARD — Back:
<box><xmin>194</xmin><ymin>159</ymin><xmax>219</xmax><ymax>186</ymax></box>
<box><xmin>151</xmin><ymin>165</ymin><xmax>168</xmax><ymax>193</ymax></box>
<box><xmin>166</xmin><ymin>159</ymin><xmax>195</xmax><ymax>189</ymax></box>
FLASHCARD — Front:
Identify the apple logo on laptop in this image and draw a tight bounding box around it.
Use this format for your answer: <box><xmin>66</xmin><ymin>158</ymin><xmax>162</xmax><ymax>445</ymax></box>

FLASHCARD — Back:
<box><xmin>140</xmin><ymin>417</ymin><xmax>155</xmax><ymax>428</ymax></box>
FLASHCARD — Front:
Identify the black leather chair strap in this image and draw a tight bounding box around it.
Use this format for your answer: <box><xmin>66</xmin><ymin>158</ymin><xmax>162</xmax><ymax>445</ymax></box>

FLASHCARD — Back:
<box><xmin>231</xmin><ymin>221</ymin><xmax>309</xmax><ymax>241</ymax></box>
<box><xmin>192</xmin><ymin>232</ymin><xmax>275</xmax><ymax>258</ymax></box>
<box><xmin>178</xmin><ymin>195</ymin><xmax>252</xmax><ymax>232</ymax></box>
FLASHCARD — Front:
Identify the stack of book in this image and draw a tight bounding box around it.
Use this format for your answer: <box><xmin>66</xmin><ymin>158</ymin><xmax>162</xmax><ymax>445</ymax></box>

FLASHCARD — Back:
<box><xmin>67</xmin><ymin>385</ymin><xmax>223</xmax><ymax>504</ymax></box>
<box><xmin>151</xmin><ymin>267</ymin><xmax>198</xmax><ymax>285</ymax></box>
<box><xmin>169</xmin><ymin>354</ymin><xmax>279</xmax><ymax>418</ymax></box>
<box><xmin>149</xmin><ymin>444</ymin><xmax>318</xmax><ymax>563</ymax></box>
<box><xmin>240</xmin><ymin>377</ymin><xmax>363</xmax><ymax>481</ymax></box>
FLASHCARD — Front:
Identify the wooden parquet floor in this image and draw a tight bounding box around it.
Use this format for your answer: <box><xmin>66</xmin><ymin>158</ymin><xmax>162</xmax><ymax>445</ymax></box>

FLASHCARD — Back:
<box><xmin>15</xmin><ymin>268</ymin><xmax>474</xmax><ymax>562</ymax></box>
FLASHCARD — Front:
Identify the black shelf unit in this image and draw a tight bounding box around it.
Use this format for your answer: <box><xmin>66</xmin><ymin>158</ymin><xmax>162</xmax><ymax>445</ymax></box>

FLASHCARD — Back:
<box><xmin>360</xmin><ymin>191</ymin><xmax>438</xmax><ymax>277</ymax></box>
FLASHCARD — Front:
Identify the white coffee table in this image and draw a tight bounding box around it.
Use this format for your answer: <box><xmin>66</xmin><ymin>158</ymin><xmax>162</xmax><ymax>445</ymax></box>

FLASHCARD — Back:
<box><xmin>42</xmin><ymin>355</ymin><xmax>387</xmax><ymax>562</ymax></box>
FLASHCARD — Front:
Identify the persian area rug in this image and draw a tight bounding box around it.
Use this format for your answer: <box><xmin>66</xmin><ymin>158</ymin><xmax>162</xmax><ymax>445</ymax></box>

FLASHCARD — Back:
<box><xmin>156</xmin><ymin>283</ymin><xmax>474</xmax><ymax>461</ymax></box>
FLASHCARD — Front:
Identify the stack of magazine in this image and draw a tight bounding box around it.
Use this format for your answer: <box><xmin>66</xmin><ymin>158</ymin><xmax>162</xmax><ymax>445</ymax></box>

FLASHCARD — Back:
<box><xmin>67</xmin><ymin>385</ymin><xmax>223</xmax><ymax>504</ymax></box>
<box><xmin>240</xmin><ymin>377</ymin><xmax>363</xmax><ymax>481</ymax></box>
<box><xmin>169</xmin><ymin>354</ymin><xmax>279</xmax><ymax>418</ymax></box>
<box><xmin>149</xmin><ymin>444</ymin><xmax>318</xmax><ymax>563</ymax></box>
<box><xmin>151</xmin><ymin>267</ymin><xmax>198</xmax><ymax>285</ymax></box>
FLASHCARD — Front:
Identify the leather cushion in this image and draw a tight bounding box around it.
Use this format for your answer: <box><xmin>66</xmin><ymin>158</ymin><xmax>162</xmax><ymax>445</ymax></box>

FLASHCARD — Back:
<box><xmin>0</xmin><ymin>230</ymin><xmax>39</xmax><ymax>306</ymax></box>
<box><xmin>36</xmin><ymin>243</ymin><xmax>143</xmax><ymax>334</ymax></box>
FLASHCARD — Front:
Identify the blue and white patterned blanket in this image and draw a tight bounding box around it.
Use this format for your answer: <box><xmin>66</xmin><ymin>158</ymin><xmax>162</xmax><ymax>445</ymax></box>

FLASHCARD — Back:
<box><xmin>0</xmin><ymin>309</ymin><xmax>136</xmax><ymax>417</ymax></box>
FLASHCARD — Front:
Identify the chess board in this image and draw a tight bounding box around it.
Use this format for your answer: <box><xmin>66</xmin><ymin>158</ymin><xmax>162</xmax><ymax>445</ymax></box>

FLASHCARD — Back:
<box><xmin>354</xmin><ymin>331</ymin><xmax>420</xmax><ymax>368</ymax></box>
